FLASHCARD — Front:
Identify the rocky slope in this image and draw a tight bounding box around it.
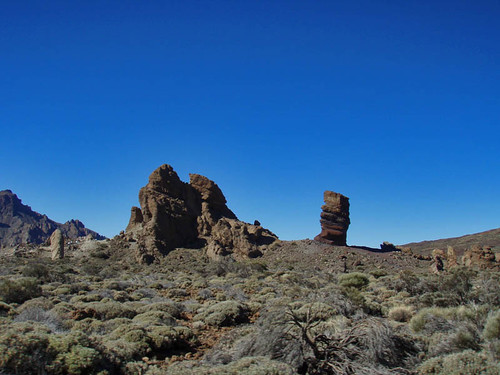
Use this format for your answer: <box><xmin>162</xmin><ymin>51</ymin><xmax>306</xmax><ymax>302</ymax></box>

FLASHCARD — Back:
<box><xmin>0</xmin><ymin>190</ymin><xmax>105</xmax><ymax>249</ymax></box>
<box><xmin>401</xmin><ymin>227</ymin><xmax>500</xmax><ymax>256</ymax></box>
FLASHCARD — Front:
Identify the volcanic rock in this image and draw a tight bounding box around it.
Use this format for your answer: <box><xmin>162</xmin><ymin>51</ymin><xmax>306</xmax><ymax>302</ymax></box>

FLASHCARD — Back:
<box><xmin>126</xmin><ymin>164</ymin><xmax>277</xmax><ymax>263</ymax></box>
<box><xmin>314</xmin><ymin>191</ymin><xmax>350</xmax><ymax>246</ymax></box>
<box><xmin>462</xmin><ymin>245</ymin><xmax>498</xmax><ymax>269</ymax></box>
<box><xmin>50</xmin><ymin>229</ymin><xmax>64</xmax><ymax>260</ymax></box>
<box><xmin>0</xmin><ymin>190</ymin><xmax>105</xmax><ymax>250</ymax></box>
<box><xmin>446</xmin><ymin>246</ymin><xmax>458</xmax><ymax>269</ymax></box>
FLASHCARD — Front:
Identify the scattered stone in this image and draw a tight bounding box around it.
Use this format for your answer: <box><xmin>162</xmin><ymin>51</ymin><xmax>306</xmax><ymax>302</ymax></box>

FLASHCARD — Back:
<box><xmin>314</xmin><ymin>191</ymin><xmax>350</xmax><ymax>246</ymax></box>
<box><xmin>50</xmin><ymin>229</ymin><xmax>64</xmax><ymax>260</ymax></box>
<box><xmin>380</xmin><ymin>242</ymin><xmax>402</xmax><ymax>252</ymax></box>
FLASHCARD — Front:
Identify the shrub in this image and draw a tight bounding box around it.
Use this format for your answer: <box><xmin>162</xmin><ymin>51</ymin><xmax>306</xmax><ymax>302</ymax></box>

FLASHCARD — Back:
<box><xmin>22</xmin><ymin>262</ymin><xmax>50</xmax><ymax>282</ymax></box>
<box><xmin>338</xmin><ymin>272</ymin><xmax>369</xmax><ymax>289</ymax></box>
<box><xmin>46</xmin><ymin>331</ymin><xmax>103</xmax><ymax>374</ymax></box>
<box><xmin>165</xmin><ymin>356</ymin><xmax>295</xmax><ymax>374</ymax></box>
<box><xmin>483</xmin><ymin>310</ymin><xmax>500</xmax><ymax>340</ymax></box>
<box><xmin>0</xmin><ymin>321</ymin><xmax>51</xmax><ymax>374</ymax></box>
<box><xmin>410</xmin><ymin>307</ymin><xmax>458</xmax><ymax>333</ymax></box>
<box><xmin>14</xmin><ymin>307</ymin><xmax>64</xmax><ymax>332</ymax></box>
<box><xmin>0</xmin><ymin>277</ymin><xmax>42</xmax><ymax>304</ymax></box>
<box><xmin>132</xmin><ymin>310</ymin><xmax>176</xmax><ymax>326</ymax></box>
<box><xmin>418</xmin><ymin>350</ymin><xmax>500</xmax><ymax>374</ymax></box>
<box><xmin>136</xmin><ymin>301</ymin><xmax>183</xmax><ymax>318</ymax></box>
<box><xmin>194</xmin><ymin>301</ymin><xmax>250</xmax><ymax>327</ymax></box>
<box><xmin>388</xmin><ymin>305</ymin><xmax>414</xmax><ymax>322</ymax></box>
<box><xmin>75</xmin><ymin>301</ymin><xmax>136</xmax><ymax>320</ymax></box>
<box><xmin>103</xmin><ymin>323</ymin><xmax>195</xmax><ymax>363</ymax></box>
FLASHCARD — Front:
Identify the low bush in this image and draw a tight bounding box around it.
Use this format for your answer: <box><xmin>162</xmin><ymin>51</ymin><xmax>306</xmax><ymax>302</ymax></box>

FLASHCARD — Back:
<box><xmin>483</xmin><ymin>310</ymin><xmax>500</xmax><ymax>340</ymax></box>
<box><xmin>388</xmin><ymin>305</ymin><xmax>414</xmax><ymax>322</ymax></box>
<box><xmin>0</xmin><ymin>277</ymin><xmax>42</xmax><ymax>304</ymax></box>
<box><xmin>194</xmin><ymin>301</ymin><xmax>250</xmax><ymax>327</ymax></box>
<box><xmin>165</xmin><ymin>356</ymin><xmax>295</xmax><ymax>374</ymax></box>
<box><xmin>22</xmin><ymin>261</ymin><xmax>50</xmax><ymax>282</ymax></box>
<box><xmin>418</xmin><ymin>350</ymin><xmax>500</xmax><ymax>374</ymax></box>
<box><xmin>337</xmin><ymin>272</ymin><xmax>370</xmax><ymax>289</ymax></box>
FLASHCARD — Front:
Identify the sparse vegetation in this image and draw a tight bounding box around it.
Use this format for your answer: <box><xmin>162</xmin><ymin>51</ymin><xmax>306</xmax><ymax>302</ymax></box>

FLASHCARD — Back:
<box><xmin>0</xmin><ymin>243</ymin><xmax>499</xmax><ymax>374</ymax></box>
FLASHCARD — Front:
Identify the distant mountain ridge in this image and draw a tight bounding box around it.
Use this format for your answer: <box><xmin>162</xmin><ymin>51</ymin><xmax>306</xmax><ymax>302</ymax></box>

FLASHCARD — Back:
<box><xmin>401</xmin><ymin>227</ymin><xmax>500</xmax><ymax>256</ymax></box>
<box><xmin>0</xmin><ymin>190</ymin><xmax>105</xmax><ymax>249</ymax></box>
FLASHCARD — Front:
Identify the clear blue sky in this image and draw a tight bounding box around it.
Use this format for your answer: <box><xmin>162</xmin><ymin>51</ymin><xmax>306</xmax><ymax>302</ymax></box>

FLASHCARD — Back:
<box><xmin>1</xmin><ymin>1</ymin><xmax>499</xmax><ymax>247</ymax></box>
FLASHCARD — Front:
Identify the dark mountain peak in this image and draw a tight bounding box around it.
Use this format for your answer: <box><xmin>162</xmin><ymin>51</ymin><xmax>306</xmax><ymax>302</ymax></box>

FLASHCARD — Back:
<box><xmin>0</xmin><ymin>190</ymin><xmax>105</xmax><ymax>249</ymax></box>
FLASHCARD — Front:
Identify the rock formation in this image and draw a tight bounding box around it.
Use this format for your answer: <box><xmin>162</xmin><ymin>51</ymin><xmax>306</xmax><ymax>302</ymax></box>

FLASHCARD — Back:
<box><xmin>314</xmin><ymin>191</ymin><xmax>350</xmax><ymax>246</ymax></box>
<box><xmin>125</xmin><ymin>164</ymin><xmax>277</xmax><ymax>263</ymax></box>
<box><xmin>462</xmin><ymin>245</ymin><xmax>498</xmax><ymax>269</ymax></box>
<box><xmin>0</xmin><ymin>190</ymin><xmax>105</xmax><ymax>250</ymax></box>
<box><xmin>446</xmin><ymin>246</ymin><xmax>458</xmax><ymax>269</ymax></box>
<box><xmin>430</xmin><ymin>249</ymin><xmax>445</xmax><ymax>273</ymax></box>
<box><xmin>50</xmin><ymin>229</ymin><xmax>64</xmax><ymax>260</ymax></box>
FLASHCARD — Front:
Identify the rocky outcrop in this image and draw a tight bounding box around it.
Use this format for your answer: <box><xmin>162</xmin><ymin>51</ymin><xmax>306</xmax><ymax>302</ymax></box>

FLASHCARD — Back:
<box><xmin>462</xmin><ymin>245</ymin><xmax>498</xmax><ymax>269</ymax></box>
<box><xmin>0</xmin><ymin>190</ymin><xmax>105</xmax><ymax>250</ymax></box>
<box><xmin>446</xmin><ymin>246</ymin><xmax>458</xmax><ymax>269</ymax></box>
<box><xmin>125</xmin><ymin>164</ymin><xmax>277</xmax><ymax>263</ymax></box>
<box><xmin>314</xmin><ymin>191</ymin><xmax>350</xmax><ymax>246</ymax></box>
<box><xmin>50</xmin><ymin>229</ymin><xmax>64</xmax><ymax>260</ymax></box>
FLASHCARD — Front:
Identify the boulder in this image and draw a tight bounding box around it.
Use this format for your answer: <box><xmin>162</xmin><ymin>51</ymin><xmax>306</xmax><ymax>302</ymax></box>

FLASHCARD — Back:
<box><xmin>314</xmin><ymin>191</ymin><xmax>350</xmax><ymax>246</ymax></box>
<box><xmin>50</xmin><ymin>229</ymin><xmax>64</xmax><ymax>260</ymax></box>
<box><xmin>126</xmin><ymin>164</ymin><xmax>277</xmax><ymax>263</ymax></box>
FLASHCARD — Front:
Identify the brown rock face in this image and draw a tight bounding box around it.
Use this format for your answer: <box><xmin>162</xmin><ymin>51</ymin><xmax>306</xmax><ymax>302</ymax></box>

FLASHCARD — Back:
<box><xmin>314</xmin><ymin>191</ymin><xmax>350</xmax><ymax>246</ymax></box>
<box><xmin>126</xmin><ymin>164</ymin><xmax>277</xmax><ymax>263</ymax></box>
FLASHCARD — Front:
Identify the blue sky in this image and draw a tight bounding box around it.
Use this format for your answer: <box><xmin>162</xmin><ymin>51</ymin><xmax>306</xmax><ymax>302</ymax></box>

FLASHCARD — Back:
<box><xmin>1</xmin><ymin>1</ymin><xmax>499</xmax><ymax>247</ymax></box>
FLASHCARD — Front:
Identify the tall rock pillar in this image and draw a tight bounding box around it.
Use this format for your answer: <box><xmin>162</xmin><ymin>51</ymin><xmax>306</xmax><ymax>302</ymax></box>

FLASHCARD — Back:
<box><xmin>314</xmin><ymin>191</ymin><xmax>350</xmax><ymax>246</ymax></box>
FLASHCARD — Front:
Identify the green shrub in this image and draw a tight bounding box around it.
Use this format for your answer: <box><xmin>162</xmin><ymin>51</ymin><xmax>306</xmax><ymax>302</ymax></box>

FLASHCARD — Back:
<box><xmin>369</xmin><ymin>269</ymin><xmax>387</xmax><ymax>279</ymax></box>
<box><xmin>132</xmin><ymin>310</ymin><xmax>176</xmax><ymax>326</ymax></box>
<box><xmin>338</xmin><ymin>272</ymin><xmax>370</xmax><ymax>289</ymax></box>
<box><xmin>194</xmin><ymin>301</ymin><xmax>250</xmax><ymax>327</ymax></box>
<box><xmin>388</xmin><ymin>305</ymin><xmax>414</xmax><ymax>322</ymax></box>
<box><xmin>0</xmin><ymin>277</ymin><xmax>42</xmax><ymax>304</ymax></box>
<box><xmin>75</xmin><ymin>301</ymin><xmax>136</xmax><ymax>320</ymax></box>
<box><xmin>165</xmin><ymin>356</ymin><xmax>295</xmax><ymax>374</ymax></box>
<box><xmin>136</xmin><ymin>301</ymin><xmax>183</xmax><ymax>318</ymax></box>
<box><xmin>483</xmin><ymin>310</ymin><xmax>500</xmax><ymax>340</ymax></box>
<box><xmin>0</xmin><ymin>321</ymin><xmax>51</xmax><ymax>374</ymax></box>
<box><xmin>47</xmin><ymin>331</ymin><xmax>103</xmax><ymax>374</ymax></box>
<box><xmin>418</xmin><ymin>350</ymin><xmax>500</xmax><ymax>374</ymax></box>
<box><xmin>22</xmin><ymin>262</ymin><xmax>50</xmax><ymax>282</ymax></box>
<box><xmin>103</xmin><ymin>323</ymin><xmax>195</xmax><ymax>363</ymax></box>
<box><xmin>409</xmin><ymin>306</ymin><xmax>487</xmax><ymax>333</ymax></box>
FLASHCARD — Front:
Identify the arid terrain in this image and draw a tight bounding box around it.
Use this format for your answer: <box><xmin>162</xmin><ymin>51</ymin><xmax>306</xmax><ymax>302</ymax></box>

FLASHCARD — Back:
<box><xmin>1</xmin><ymin>165</ymin><xmax>499</xmax><ymax>374</ymax></box>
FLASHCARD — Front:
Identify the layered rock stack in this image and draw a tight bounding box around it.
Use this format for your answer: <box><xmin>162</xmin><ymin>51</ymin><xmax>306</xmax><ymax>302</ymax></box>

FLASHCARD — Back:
<box><xmin>314</xmin><ymin>191</ymin><xmax>350</xmax><ymax>246</ymax></box>
<box><xmin>126</xmin><ymin>164</ymin><xmax>277</xmax><ymax>263</ymax></box>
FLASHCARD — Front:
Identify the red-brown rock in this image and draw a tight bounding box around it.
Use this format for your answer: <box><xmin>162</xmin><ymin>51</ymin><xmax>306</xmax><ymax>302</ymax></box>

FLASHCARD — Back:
<box><xmin>314</xmin><ymin>191</ymin><xmax>350</xmax><ymax>246</ymax></box>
